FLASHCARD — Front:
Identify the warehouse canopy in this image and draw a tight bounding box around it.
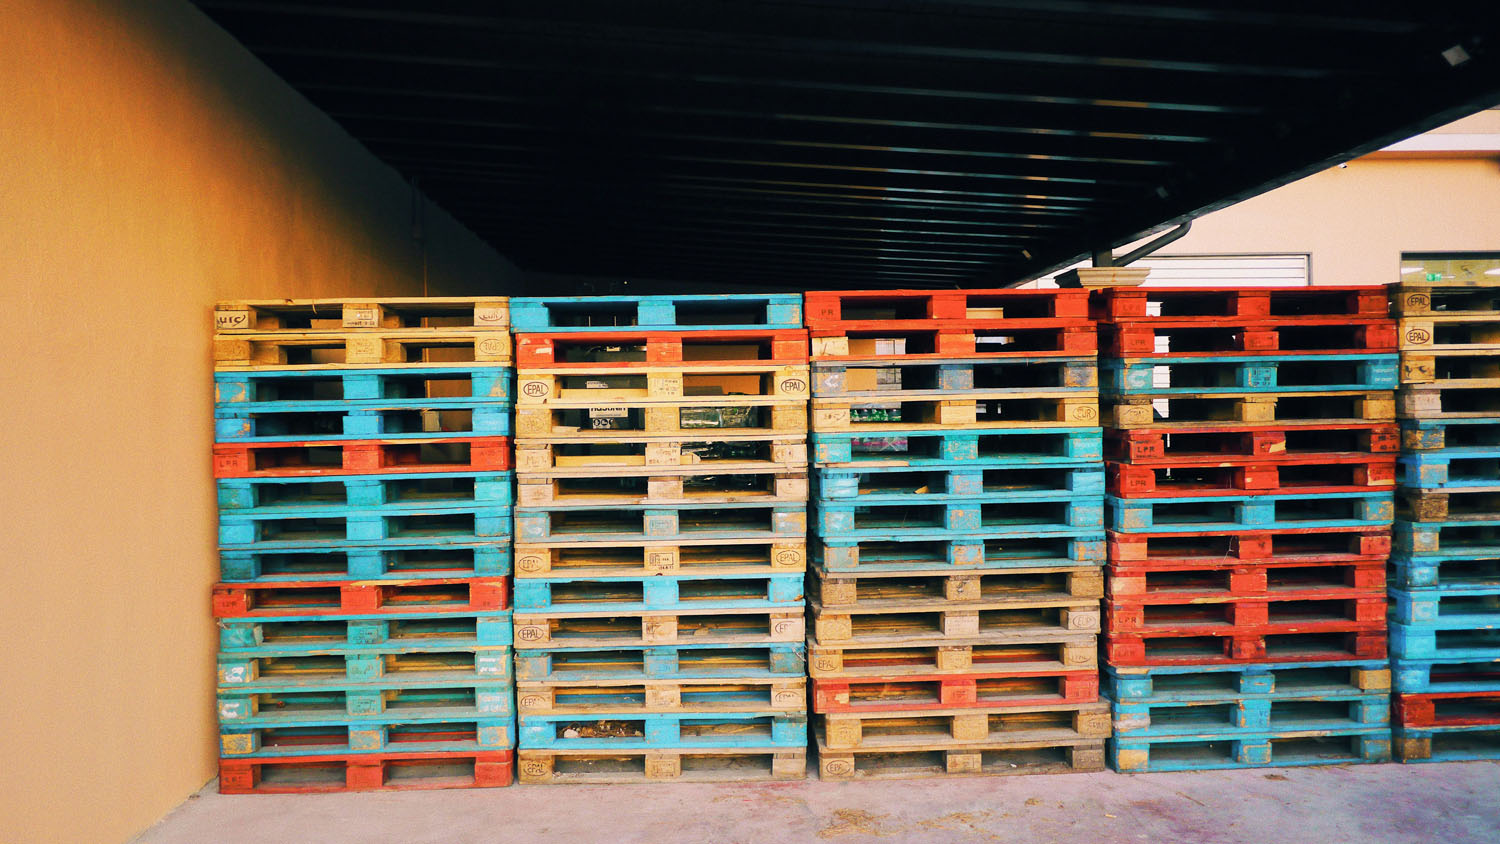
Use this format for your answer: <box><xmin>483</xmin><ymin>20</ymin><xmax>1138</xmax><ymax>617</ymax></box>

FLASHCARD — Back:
<box><xmin>194</xmin><ymin>1</ymin><xmax>1500</xmax><ymax>289</ymax></box>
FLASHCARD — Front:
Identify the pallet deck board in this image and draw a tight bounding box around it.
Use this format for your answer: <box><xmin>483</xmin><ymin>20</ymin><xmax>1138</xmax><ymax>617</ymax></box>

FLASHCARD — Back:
<box><xmin>518</xmin><ymin>747</ymin><xmax>806</xmax><ymax>783</ymax></box>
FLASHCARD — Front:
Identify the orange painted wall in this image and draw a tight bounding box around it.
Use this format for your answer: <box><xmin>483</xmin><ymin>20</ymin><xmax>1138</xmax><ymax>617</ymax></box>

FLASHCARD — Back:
<box><xmin>0</xmin><ymin>2</ymin><xmax>516</xmax><ymax>842</ymax></box>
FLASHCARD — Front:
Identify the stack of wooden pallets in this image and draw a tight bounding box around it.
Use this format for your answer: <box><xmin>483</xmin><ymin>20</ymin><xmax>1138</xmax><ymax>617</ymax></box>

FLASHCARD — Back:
<box><xmin>1095</xmin><ymin>286</ymin><xmax>1399</xmax><ymax>772</ymax></box>
<box><xmin>507</xmin><ymin>294</ymin><xmax>811</xmax><ymax>784</ymax></box>
<box><xmin>1392</xmin><ymin>279</ymin><xmax>1500</xmax><ymax>763</ymax></box>
<box><xmin>803</xmin><ymin>289</ymin><xmax>1111</xmax><ymax>780</ymax></box>
<box><xmin>210</xmin><ymin>298</ymin><xmax>516</xmax><ymax>793</ymax></box>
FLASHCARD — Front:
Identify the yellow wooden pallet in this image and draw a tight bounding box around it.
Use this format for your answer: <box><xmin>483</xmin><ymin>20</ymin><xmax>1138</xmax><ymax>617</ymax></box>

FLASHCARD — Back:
<box><xmin>517</xmin><ymin>471</ymin><xmax>808</xmax><ymax>507</ymax></box>
<box><xmin>813</xmin><ymin>565</ymin><xmax>1103</xmax><ymax>608</ymax></box>
<box><xmin>213</xmin><ymin>330</ymin><xmax>512</xmax><ymax>369</ymax></box>
<box><xmin>815</xmin><ymin>735</ymin><xmax>1104</xmax><ymax>780</ymax></box>
<box><xmin>808</xmin><ymin>596</ymin><xmax>1100</xmax><ymax>644</ymax></box>
<box><xmin>517</xmin><ymin>401</ymin><xmax>807</xmax><ymax>439</ymax></box>
<box><xmin>519</xmin><ymin>747</ymin><xmax>806</xmax><ymax>784</ymax></box>
<box><xmin>514</xmin><ymin>435</ymin><xmax>806</xmax><ymax>474</ymax></box>
<box><xmin>214</xmin><ymin>297</ymin><xmax>509</xmax><ymax>331</ymax></box>
<box><xmin>819</xmin><ymin>701</ymin><xmax>1111</xmax><ymax>750</ymax></box>
<box><xmin>513</xmin><ymin>609</ymin><xmax>805</xmax><ymax>648</ymax></box>
<box><xmin>517</xmin><ymin>364</ymin><xmax>809</xmax><ymax>404</ymax></box>
<box><xmin>808</xmin><ymin>633</ymin><xmax>1098</xmax><ymax>679</ymax></box>
<box><xmin>515</xmin><ymin>538</ymin><xmax>808</xmax><ymax>578</ymax></box>
<box><xmin>812</xmin><ymin>394</ymin><xmax>1098</xmax><ymax>432</ymax></box>
<box><xmin>1109</xmin><ymin>390</ymin><xmax>1395</xmax><ymax>429</ymax></box>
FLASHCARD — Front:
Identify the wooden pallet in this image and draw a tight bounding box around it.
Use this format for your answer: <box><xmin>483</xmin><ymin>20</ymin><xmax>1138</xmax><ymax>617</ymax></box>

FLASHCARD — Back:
<box><xmin>513</xmin><ymin>571</ymin><xmax>802</xmax><ymax>614</ymax></box>
<box><xmin>1107</xmin><ymin>490</ymin><xmax>1393</xmax><ymax>532</ymax></box>
<box><xmin>514</xmin><ymin>538</ymin><xmax>807</xmax><ymax>578</ymax></box>
<box><xmin>514</xmin><ymin>642</ymin><xmax>806</xmax><ymax>683</ymax></box>
<box><xmin>1401</xmin><ymin>417</ymin><xmax>1500</xmax><ymax>452</ymax></box>
<box><xmin>1109</xmin><ymin>727</ymin><xmax>1391</xmax><ymax>772</ymax></box>
<box><xmin>1392</xmin><ymin>622</ymin><xmax>1500</xmax><ymax>661</ymax></box>
<box><xmin>213</xmin><ymin>365</ymin><xmax>514</xmax><ymax>406</ymax></box>
<box><xmin>510</xmin><ymin>294</ymin><xmax>802</xmax><ymax>333</ymax></box>
<box><xmin>1106</xmin><ymin>660</ymin><xmax>1390</xmax><ymax>702</ymax></box>
<box><xmin>214</xmin><ymin>436</ymin><xmax>512</xmax><ymax>479</ymax></box>
<box><xmin>804</xmin><ymin>288</ymin><xmax>1088</xmax><ymax>330</ymax></box>
<box><xmin>213</xmin><ymin>330</ymin><xmax>513</xmax><ymax>369</ymax></box>
<box><xmin>1400</xmin><ymin>486</ymin><xmax>1500</xmax><ymax>522</ymax></box>
<box><xmin>812</xmin><ymin>670</ymin><xmax>1099</xmax><ymax>714</ymax></box>
<box><xmin>813</xmin><ymin>564</ymin><xmax>1103</xmax><ymax>609</ymax></box>
<box><xmin>518</xmin><ymin>470</ymin><xmax>808</xmax><ymax>507</ymax></box>
<box><xmin>1106</xmin><ymin>593</ymin><xmax>1386</xmax><ymax>638</ymax></box>
<box><xmin>1107</xmin><ymin>525</ymin><xmax>1391</xmax><ymax>565</ymax></box>
<box><xmin>817</xmin><ymin>531</ymin><xmax>1106</xmax><ymax>573</ymax></box>
<box><xmin>1399</xmin><ymin>315</ymin><xmax>1500</xmax><ymax>352</ymax></box>
<box><xmin>218</xmin><ymin>611</ymin><xmax>514</xmax><ymax>655</ymax></box>
<box><xmin>217</xmin><ymin>678</ymin><xmax>516</xmax><ymax>724</ymax></box>
<box><xmin>817</xmin><ymin>465</ymin><xmax>1103</xmax><ymax>504</ymax></box>
<box><xmin>1398</xmin><ymin>383</ymin><xmax>1500</xmax><ymax>419</ymax></box>
<box><xmin>1111</xmin><ymin>691</ymin><xmax>1389</xmax><ymax>737</ymax></box>
<box><xmin>514</xmin><ymin>500</ymin><xmax>805</xmax><ymax>544</ymax></box>
<box><xmin>816</xmin><ymin>493</ymin><xmax>1103</xmax><ymax>538</ymax></box>
<box><xmin>1394</xmin><ymin>657</ymin><xmax>1500</xmax><ymax>694</ymax></box>
<box><xmin>219</xmin><ymin>749</ymin><xmax>514</xmax><ymax>793</ymax></box>
<box><xmin>1100</xmin><ymin>317</ymin><xmax>1395</xmax><ymax>357</ymax></box>
<box><xmin>812</xmin><ymin>357</ymin><xmax>1097</xmax><ymax>399</ymax></box>
<box><xmin>517</xmin><ymin>679</ymin><xmax>807</xmax><ymax>714</ymax></box>
<box><xmin>1400</xmin><ymin>348</ymin><xmax>1500</xmax><ymax>386</ymax></box>
<box><xmin>514</xmin><ymin>328</ymin><xmax>809</xmax><ymax>367</ymax></box>
<box><xmin>812</xmin><ymin>426</ymin><xmax>1102</xmax><ymax>467</ymax></box>
<box><xmin>813</xmin><ymin>395</ymin><xmax>1100</xmax><ymax>431</ymax></box>
<box><xmin>215</xmin><ymin>297</ymin><xmax>509</xmax><ymax>332</ymax></box>
<box><xmin>516</xmin><ymin>400</ymin><xmax>806</xmax><ymax>439</ymax></box>
<box><xmin>212</xmin><ymin>577</ymin><xmax>510</xmax><ymax>618</ymax></box>
<box><xmin>518</xmin><ymin>711</ymin><xmax>806</xmax><ymax>750</ymax></box>
<box><xmin>1106</xmin><ymin>629</ymin><xmax>1387</xmax><ymax>667</ymax></box>
<box><xmin>809</xmin><ymin>596</ymin><xmax>1100</xmax><ymax>645</ymax></box>
<box><xmin>1391</xmin><ymin>554</ymin><xmax>1500</xmax><ymax>590</ymax></box>
<box><xmin>217</xmin><ymin>647</ymin><xmax>514</xmax><ymax>689</ymax></box>
<box><xmin>219</xmin><ymin>714</ymin><xmax>515</xmax><ymax>756</ymax></box>
<box><xmin>1108</xmin><ymin>455</ymin><xmax>1396</xmax><ymax>497</ymax></box>
<box><xmin>217</xmin><ymin>471</ymin><xmax>514</xmax><ymax>515</ymax></box>
<box><xmin>516</xmin><ymin>434</ymin><xmax>806</xmax><ymax>475</ymax></box>
<box><xmin>1396</xmin><ymin>518</ymin><xmax>1500</xmax><ymax>557</ymax></box>
<box><xmin>1396</xmin><ymin>690</ymin><xmax>1500</xmax><ymax>729</ymax></box>
<box><xmin>220</xmin><ymin>539</ymin><xmax>511</xmax><ymax>583</ymax></box>
<box><xmin>1395</xmin><ymin>724</ymin><xmax>1500</xmax><ymax>762</ymax></box>
<box><xmin>512</xmin><ymin>608</ymin><xmax>805</xmax><ymax>649</ymax></box>
<box><xmin>1393</xmin><ymin>279</ymin><xmax>1500</xmax><ymax>317</ymax></box>
<box><xmin>518</xmin><ymin>747</ymin><xmax>806</xmax><ymax>783</ymax></box>
<box><xmin>1109</xmin><ymin>391</ymin><xmax>1395</xmax><ymax>429</ymax></box>
<box><xmin>217</xmin><ymin>503</ymin><xmax>512</xmax><ymax>549</ymax></box>
<box><xmin>1102</xmin><ymin>354</ymin><xmax>1398</xmax><ymax>395</ymax></box>
<box><xmin>215</xmin><ymin>402</ymin><xmax>513</xmax><ymax>443</ymax></box>
<box><xmin>1092</xmin><ymin>285</ymin><xmax>1389</xmax><ymax>321</ymax></box>
<box><xmin>517</xmin><ymin>364</ymin><xmax>810</xmax><ymax>405</ymax></box>
<box><xmin>1107</xmin><ymin>558</ymin><xmax>1386</xmax><ymax>602</ymax></box>
<box><xmin>810</xmin><ymin>323</ymin><xmax>1096</xmax><ymax>362</ymax></box>
<box><xmin>1399</xmin><ymin>450</ymin><xmax>1500</xmax><ymax>490</ymax></box>
<box><xmin>808</xmin><ymin>633</ymin><xmax>1099</xmax><ymax>680</ymax></box>
<box><xmin>816</xmin><ymin>734</ymin><xmax>1105</xmax><ymax>780</ymax></box>
<box><xmin>1107</xmin><ymin>423</ymin><xmax>1398</xmax><ymax>462</ymax></box>
<box><xmin>819</xmin><ymin>701</ymin><xmax>1110</xmax><ymax>750</ymax></box>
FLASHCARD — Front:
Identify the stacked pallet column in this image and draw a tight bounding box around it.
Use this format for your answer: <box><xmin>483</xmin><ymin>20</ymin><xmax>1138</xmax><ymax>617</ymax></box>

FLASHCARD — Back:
<box><xmin>211</xmin><ymin>298</ymin><xmax>516</xmax><ymax>793</ymax></box>
<box><xmin>1392</xmin><ymin>280</ymin><xmax>1500</xmax><ymax>763</ymax></box>
<box><xmin>508</xmin><ymin>295</ymin><xmax>811</xmax><ymax>784</ymax></box>
<box><xmin>1097</xmin><ymin>286</ymin><xmax>1399</xmax><ymax>772</ymax></box>
<box><xmin>804</xmin><ymin>289</ymin><xmax>1110</xmax><ymax>781</ymax></box>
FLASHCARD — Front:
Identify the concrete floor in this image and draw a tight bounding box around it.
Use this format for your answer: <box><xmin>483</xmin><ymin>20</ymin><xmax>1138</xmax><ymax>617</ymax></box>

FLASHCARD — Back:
<box><xmin>133</xmin><ymin>762</ymin><xmax>1500</xmax><ymax>844</ymax></box>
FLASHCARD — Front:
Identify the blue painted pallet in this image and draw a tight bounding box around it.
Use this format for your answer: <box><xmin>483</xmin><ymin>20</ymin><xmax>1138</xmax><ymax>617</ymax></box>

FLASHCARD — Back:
<box><xmin>1108</xmin><ymin>727</ymin><xmax>1391</xmax><ymax>772</ymax></box>
<box><xmin>217</xmin><ymin>471</ymin><xmax>514</xmax><ymax>514</ymax></box>
<box><xmin>1393</xmin><ymin>621</ymin><xmax>1500</xmax><ymax>660</ymax></box>
<box><xmin>812</xmin><ymin>427</ymin><xmax>1102</xmax><ymax>467</ymax></box>
<box><xmin>218</xmin><ymin>680</ymin><xmax>514</xmax><ymax>722</ymax></box>
<box><xmin>217</xmin><ymin>647</ymin><xmax>514</xmax><ymax>688</ymax></box>
<box><xmin>1106</xmin><ymin>660</ymin><xmax>1390</xmax><ymax>702</ymax></box>
<box><xmin>218</xmin><ymin>611</ymin><xmax>514</xmax><ymax>654</ymax></box>
<box><xmin>1393</xmin><ymin>657</ymin><xmax>1500</xmax><ymax>694</ymax></box>
<box><xmin>1110</xmin><ymin>692</ymin><xmax>1388</xmax><ymax>737</ymax></box>
<box><xmin>1392</xmin><ymin>584</ymin><xmax>1500</xmax><ymax>628</ymax></box>
<box><xmin>514</xmin><ymin>501</ymin><xmax>804</xmax><ymax>544</ymax></box>
<box><xmin>518</xmin><ymin>712</ymin><xmax>805</xmax><ymax>750</ymax></box>
<box><xmin>1401</xmin><ymin>417</ymin><xmax>1500</xmax><ymax>451</ymax></box>
<box><xmin>220</xmin><ymin>717</ymin><xmax>515</xmax><ymax>757</ymax></box>
<box><xmin>1396</xmin><ymin>724</ymin><xmax>1500</xmax><ymax>763</ymax></box>
<box><xmin>220</xmin><ymin>540</ymin><xmax>511</xmax><ymax>582</ymax></box>
<box><xmin>510</xmin><ymin>294</ymin><xmax>803</xmax><ymax>332</ymax></box>
<box><xmin>513</xmin><ymin>572</ymin><xmax>803</xmax><ymax>613</ymax></box>
<box><xmin>812</xmin><ymin>357</ymin><xmax>1096</xmax><ymax>399</ymax></box>
<box><xmin>1102</xmin><ymin>354</ymin><xmax>1398</xmax><ymax>395</ymax></box>
<box><xmin>1399</xmin><ymin>450</ymin><xmax>1500</xmax><ymax>489</ymax></box>
<box><xmin>1391</xmin><ymin>554</ymin><xmax>1500</xmax><ymax>589</ymax></box>
<box><xmin>1107</xmin><ymin>491</ymin><xmax>1393</xmax><ymax>532</ymax></box>
<box><xmin>514</xmin><ymin>643</ymin><xmax>806</xmax><ymax>683</ymax></box>
<box><xmin>214</xmin><ymin>367</ymin><xmax>513</xmax><ymax>405</ymax></box>
<box><xmin>215</xmin><ymin>404</ymin><xmax>513</xmax><ymax>442</ymax></box>
<box><xmin>1396</xmin><ymin>518</ymin><xmax>1500</xmax><ymax>556</ymax></box>
<box><xmin>815</xmin><ymin>494</ymin><xmax>1103</xmax><ymax>538</ymax></box>
<box><xmin>815</xmin><ymin>466</ymin><xmax>1103</xmax><ymax>503</ymax></box>
<box><xmin>218</xmin><ymin>505</ymin><xmax>511</xmax><ymax>549</ymax></box>
<box><xmin>816</xmin><ymin>532</ymin><xmax>1105</xmax><ymax>572</ymax></box>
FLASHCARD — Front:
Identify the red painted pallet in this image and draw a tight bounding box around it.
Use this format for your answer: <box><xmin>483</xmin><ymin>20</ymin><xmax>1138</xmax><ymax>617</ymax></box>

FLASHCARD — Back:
<box><xmin>514</xmin><ymin>329</ymin><xmax>809</xmax><ymax>368</ymax></box>
<box><xmin>1106</xmin><ymin>424</ymin><xmax>1399</xmax><ymax>463</ymax></box>
<box><xmin>1106</xmin><ymin>630</ymin><xmax>1388</xmax><ymax>666</ymax></box>
<box><xmin>212</xmin><ymin>577</ymin><xmax>510</xmax><ymax>618</ymax></box>
<box><xmin>1090</xmin><ymin>286</ymin><xmax>1390</xmax><ymax>322</ymax></box>
<box><xmin>1100</xmin><ymin>317</ymin><xmax>1395</xmax><ymax>357</ymax></box>
<box><xmin>804</xmin><ymin>288</ymin><xmax>1088</xmax><ymax>331</ymax></box>
<box><xmin>219</xmin><ymin>749</ymin><xmax>513</xmax><ymax>793</ymax></box>
<box><xmin>1107</xmin><ymin>456</ymin><xmax>1396</xmax><ymax>497</ymax></box>
<box><xmin>1107</xmin><ymin>526</ymin><xmax>1391</xmax><ymax>565</ymax></box>
<box><xmin>213</xmin><ymin>437</ymin><xmax>512</xmax><ymax>479</ymax></box>
<box><xmin>811</xmin><ymin>670</ymin><xmax>1099</xmax><ymax>714</ymax></box>
<box><xmin>1106</xmin><ymin>594</ymin><xmax>1386</xmax><ymax>638</ymax></box>
<box><xmin>1396</xmin><ymin>691</ymin><xmax>1500</xmax><ymax>728</ymax></box>
<box><xmin>1108</xmin><ymin>558</ymin><xmax>1386</xmax><ymax>599</ymax></box>
<box><xmin>809</xmin><ymin>322</ymin><xmax>1096</xmax><ymax>362</ymax></box>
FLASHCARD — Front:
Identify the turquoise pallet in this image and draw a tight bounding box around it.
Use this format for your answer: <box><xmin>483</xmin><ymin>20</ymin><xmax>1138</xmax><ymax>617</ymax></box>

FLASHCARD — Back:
<box><xmin>811</xmin><ymin>427</ymin><xmax>1102</xmax><ymax>467</ymax></box>
<box><xmin>1399</xmin><ymin>450</ymin><xmax>1500</xmax><ymax>489</ymax></box>
<box><xmin>218</xmin><ymin>647</ymin><xmax>514</xmax><ymax>687</ymax></box>
<box><xmin>1396</xmin><ymin>724</ymin><xmax>1500</xmax><ymax>763</ymax></box>
<box><xmin>815</xmin><ymin>466</ymin><xmax>1103</xmax><ymax>503</ymax></box>
<box><xmin>1107</xmin><ymin>491</ymin><xmax>1393</xmax><ymax>532</ymax></box>
<box><xmin>218</xmin><ymin>504</ymin><xmax>511</xmax><ymax>549</ymax></box>
<box><xmin>1108</xmin><ymin>726</ymin><xmax>1391</xmax><ymax>772</ymax></box>
<box><xmin>217</xmin><ymin>678</ymin><xmax>514</xmax><ymax>719</ymax></box>
<box><xmin>514</xmin><ymin>501</ymin><xmax>803</xmax><ymax>544</ymax></box>
<box><xmin>510</xmin><ymin>294</ymin><xmax>802</xmax><ymax>332</ymax></box>
<box><xmin>1392</xmin><ymin>583</ymin><xmax>1500</xmax><ymax>627</ymax></box>
<box><xmin>217</xmin><ymin>471</ymin><xmax>514</xmax><ymax>514</ymax></box>
<box><xmin>514</xmin><ymin>642</ymin><xmax>806</xmax><ymax>683</ymax></box>
<box><xmin>215</xmin><ymin>404</ymin><xmax>512</xmax><ymax>442</ymax></box>
<box><xmin>518</xmin><ymin>712</ymin><xmax>805</xmax><ymax>750</ymax></box>
<box><xmin>1390</xmin><ymin>554</ymin><xmax>1500</xmax><ymax>589</ymax></box>
<box><xmin>812</xmin><ymin>357</ymin><xmax>1096</xmax><ymax>399</ymax></box>
<box><xmin>1393</xmin><ymin>621</ymin><xmax>1500</xmax><ymax>660</ymax></box>
<box><xmin>1396</xmin><ymin>518</ymin><xmax>1500</xmax><ymax>557</ymax></box>
<box><xmin>1393</xmin><ymin>657</ymin><xmax>1500</xmax><ymax>694</ymax></box>
<box><xmin>221</xmin><ymin>717</ymin><xmax>515</xmax><ymax>757</ymax></box>
<box><xmin>1109</xmin><ymin>692</ymin><xmax>1389</xmax><ymax>738</ymax></box>
<box><xmin>513</xmin><ymin>572</ymin><xmax>804</xmax><ymax>613</ymax></box>
<box><xmin>1102</xmin><ymin>353</ymin><xmax>1398</xmax><ymax>395</ymax></box>
<box><xmin>1105</xmin><ymin>660</ymin><xmax>1390</xmax><ymax>702</ymax></box>
<box><xmin>816</xmin><ymin>493</ymin><xmax>1102</xmax><ymax>538</ymax></box>
<box><xmin>217</xmin><ymin>611</ymin><xmax>514</xmax><ymax>655</ymax></box>
<box><xmin>214</xmin><ymin>367</ymin><xmax>513</xmax><ymax>406</ymax></box>
<box><xmin>220</xmin><ymin>540</ymin><xmax>511</xmax><ymax>582</ymax></box>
